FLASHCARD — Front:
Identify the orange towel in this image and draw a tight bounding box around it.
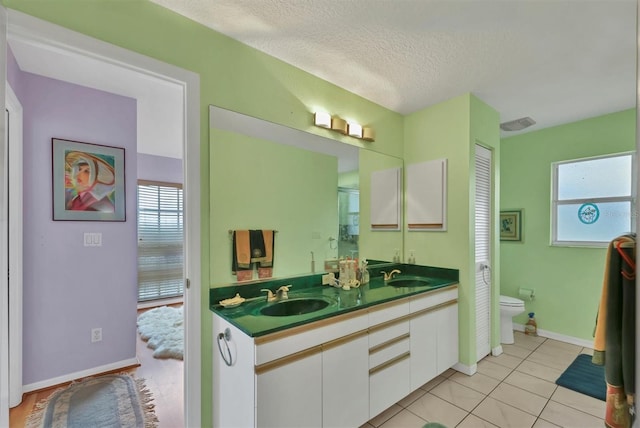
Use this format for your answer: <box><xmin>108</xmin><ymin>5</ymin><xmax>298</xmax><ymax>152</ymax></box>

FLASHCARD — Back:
<box><xmin>235</xmin><ymin>230</ymin><xmax>251</xmax><ymax>270</ymax></box>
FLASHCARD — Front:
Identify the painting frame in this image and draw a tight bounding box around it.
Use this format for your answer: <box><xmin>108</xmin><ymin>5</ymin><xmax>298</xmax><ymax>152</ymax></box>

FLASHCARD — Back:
<box><xmin>52</xmin><ymin>138</ymin><xmax>126</xmax><ymax>221</ymax></box>
<box><xmin>500</xmin><ymin>209</ymin><xmax>522</xmax><ymax>241</ymax></box>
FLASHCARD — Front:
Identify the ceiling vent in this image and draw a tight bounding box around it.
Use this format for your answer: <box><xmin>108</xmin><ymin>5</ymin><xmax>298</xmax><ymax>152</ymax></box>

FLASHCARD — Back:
<box><xmin>500</xmin><ymin>116</ymin><xmax>536</xmax><ymax>132</ymax></box>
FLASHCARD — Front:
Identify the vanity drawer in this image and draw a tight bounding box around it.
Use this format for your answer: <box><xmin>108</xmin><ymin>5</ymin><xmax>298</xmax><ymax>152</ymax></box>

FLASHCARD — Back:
<box><xmin>410</xmin><ymin>285</ymin><xmax>458</xmax><ymax>312</ymax></box>
<box><xmin>369</xmin><ymin>335</ymin><xmax>410</xmax><ymax>368</ymax></box>
<box><xmin>255</xmin><ymin>311</ymin><xmax>368</xmax><ymax>365</ymax></box>
<box><xmin>368</xmin><ymin>320</ymin><xmax>410</xmax><ymax>348</ymax></box>
<box><xmin>368</xmin><ymin>299</ymin><xmax>410</xmax><ymax>327</ymax></box>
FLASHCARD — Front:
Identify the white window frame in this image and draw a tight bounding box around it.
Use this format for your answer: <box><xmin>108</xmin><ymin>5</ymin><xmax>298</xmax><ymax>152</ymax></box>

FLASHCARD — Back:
<box><xmin>551</xmin><ymin>152</ymin><xmax>636</xmax><ymax>247</ymax></box>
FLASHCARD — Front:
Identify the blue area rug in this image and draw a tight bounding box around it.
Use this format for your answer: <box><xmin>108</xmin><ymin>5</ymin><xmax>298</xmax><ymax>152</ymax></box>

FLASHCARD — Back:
<box><xmin>556</xmin><ymin>353</ymin><xmax>606</xmax><ymax>401</ymax></box>
<box><xmin>26</xmin><ymin>374</ymin><xmax>158</xmax><ymax>428</ymax></box>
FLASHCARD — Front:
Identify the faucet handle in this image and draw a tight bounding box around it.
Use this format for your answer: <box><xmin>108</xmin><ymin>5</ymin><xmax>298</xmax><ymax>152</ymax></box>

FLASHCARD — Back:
<box><xmin>261</xmin><ymin>289</ymin><xmax>275</xmax><ymax>301</ymax></box>
<box><xmin>276</xmin><ymin>285</ymin><xmax>291</xmax><ymax>299</ymax></box>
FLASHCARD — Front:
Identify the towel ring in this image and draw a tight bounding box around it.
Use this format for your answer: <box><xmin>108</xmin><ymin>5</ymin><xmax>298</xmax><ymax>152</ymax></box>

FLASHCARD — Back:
<box><xmin>217</xmin><ymin>329</ymin><xmax>233</xmax><ymax>366</ymax></box>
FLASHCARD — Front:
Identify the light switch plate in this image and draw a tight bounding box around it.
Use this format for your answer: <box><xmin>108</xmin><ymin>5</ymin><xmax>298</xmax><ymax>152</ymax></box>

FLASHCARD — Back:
<box><xmin>84</xmin><ymin>232</ymin><xmax>102</xmax><ymax>247</ymax></box>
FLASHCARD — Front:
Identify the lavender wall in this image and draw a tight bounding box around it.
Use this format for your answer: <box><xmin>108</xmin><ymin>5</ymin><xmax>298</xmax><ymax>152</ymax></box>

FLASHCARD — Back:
<box><xmin>138</xmin><ymin>153</ymin><xmax>183</xmax><ymax>183</ymax></box>
<box><xmin>19</xmin><ymin>70</ymin><xmax>138</xmax><ymax>385</ymax></box>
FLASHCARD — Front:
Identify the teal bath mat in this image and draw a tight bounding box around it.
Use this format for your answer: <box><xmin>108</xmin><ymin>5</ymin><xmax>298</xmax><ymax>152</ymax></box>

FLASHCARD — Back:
<box><xmin>555</xmin><ymin>353</ymin><xmax>606</xmax><ymax>401</ymax></box>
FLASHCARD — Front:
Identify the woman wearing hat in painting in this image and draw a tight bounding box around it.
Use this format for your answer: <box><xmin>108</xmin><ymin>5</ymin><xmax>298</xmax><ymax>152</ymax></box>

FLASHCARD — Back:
<box><xmin>65</xmin><ymin>151</ymin><xmax>116</xmax><ymax>212</ymax></box>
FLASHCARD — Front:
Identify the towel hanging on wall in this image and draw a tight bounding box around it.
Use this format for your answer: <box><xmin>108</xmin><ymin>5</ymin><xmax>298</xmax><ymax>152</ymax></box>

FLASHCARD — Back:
<box><xmin>593</xmin><ymin>233</ymin><xmax>635</xmax><ymax>428</ymax></box>
<box><xmin>231</xmin><ymin>229</ymin><xmax>276</xmax><ymax>280</ymax></box>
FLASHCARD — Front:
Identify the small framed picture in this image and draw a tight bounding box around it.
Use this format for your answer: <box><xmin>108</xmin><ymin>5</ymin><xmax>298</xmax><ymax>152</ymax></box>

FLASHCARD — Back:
<box><xmin>500</xmin><ymin>209</ymin><xmax>522</xmax><ymax>241</ymax></box>
<box><xmin>52</xmin><ymin>138</ymin><xmax>126</xmax><ymax>221</ymax></box>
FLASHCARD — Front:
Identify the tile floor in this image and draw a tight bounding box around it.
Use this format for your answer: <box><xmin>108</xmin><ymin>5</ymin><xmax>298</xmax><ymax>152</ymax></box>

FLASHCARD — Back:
<box><xmin>362</xmin><ymin>331</ymin><xmax>605</xmax><ymax>428</ymax></box>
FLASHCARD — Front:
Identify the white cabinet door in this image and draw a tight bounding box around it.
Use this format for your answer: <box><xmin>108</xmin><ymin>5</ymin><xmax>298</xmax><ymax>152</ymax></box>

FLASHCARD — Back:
<box><xmin>369</xmin><ymin>354</ymin><xmax>411</xmax><ymax>419</ymax></box>
<box><xmin>436</xmin><ymin>303</ymin><xmax>459</xmax><ymax>374</ymax></box>
<box><xmin>409</xmin><ymin>311</ymin><xmax>438</xmax><ymax>390</ymax></box>
<box><xmin>256</xmin><ymin>350</ymin><xmax>323</xmax><ymax>428</ymax></box>
<box><xmin>323</xmin><ymin>333</ymin><xmax>369</xmax><ymax>428</ymax></box>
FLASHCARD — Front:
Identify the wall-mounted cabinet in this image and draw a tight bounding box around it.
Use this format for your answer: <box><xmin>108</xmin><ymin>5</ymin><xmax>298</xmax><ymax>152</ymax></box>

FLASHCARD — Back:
<box><xmin>407</xmin><ymin>158</ymin><xmax>448</xmax><ymax>231</ymax></box>
<box><xmin>370</xmin><ymin>167</ymin><xmax>402</xmax><ymax>231</ymax></box>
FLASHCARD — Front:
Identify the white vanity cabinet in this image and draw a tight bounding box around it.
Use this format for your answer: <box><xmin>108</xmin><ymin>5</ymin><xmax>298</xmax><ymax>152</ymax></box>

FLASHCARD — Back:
<box><xmin>322</xmin><ymin>331</ymin><xmax>369</xmax><ymax>427</ymax></box>
<box><xmin>212</xmin><ymin>284</ymin><xmax>459</xmax><ymax>428</ymax></box>
<box><xmin>409</xmin><ymin>287</ymin><xmax>458</xmax><ymax>390</ymax></box>
<box><xmin>256</xmin><ymin>349</ymin><xmax>323</xmax><ymax>427</ymax></box>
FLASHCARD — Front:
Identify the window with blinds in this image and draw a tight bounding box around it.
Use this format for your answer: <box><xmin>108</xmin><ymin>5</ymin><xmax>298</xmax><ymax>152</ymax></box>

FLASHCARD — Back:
<box><xmin>137</xmin><ymin>181</ymin><xmax>184</xmax><ymax>302</ymax></box>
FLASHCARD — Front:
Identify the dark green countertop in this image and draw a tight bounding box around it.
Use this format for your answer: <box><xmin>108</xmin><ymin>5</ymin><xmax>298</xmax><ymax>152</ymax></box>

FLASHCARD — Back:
<box><xmin>210</xmin><ymin>264</ymin><xmax>458</xmax><ymax>338</ymax></box>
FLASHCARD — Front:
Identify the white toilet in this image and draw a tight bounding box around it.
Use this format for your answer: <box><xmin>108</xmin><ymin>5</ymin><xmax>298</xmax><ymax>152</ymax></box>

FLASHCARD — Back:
<box><xmin>499</xmin><ymin>295</ymin><xmax>526</xmax><ymax>344</ymax></box>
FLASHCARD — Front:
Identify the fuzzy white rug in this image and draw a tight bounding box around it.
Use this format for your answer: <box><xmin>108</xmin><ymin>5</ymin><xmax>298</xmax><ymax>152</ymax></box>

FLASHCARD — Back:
<box><xmin>137</xmin><ymin>306</ymin><xmax>184</xmax><ymax>360</ymax></box>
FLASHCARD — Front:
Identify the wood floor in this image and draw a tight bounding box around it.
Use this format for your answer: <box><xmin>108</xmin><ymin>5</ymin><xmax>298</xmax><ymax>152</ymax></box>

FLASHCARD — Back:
<box><xmin>9</xmin><ymin>307</ymin><xmax>184</xmax><ymax>427</ymax></box>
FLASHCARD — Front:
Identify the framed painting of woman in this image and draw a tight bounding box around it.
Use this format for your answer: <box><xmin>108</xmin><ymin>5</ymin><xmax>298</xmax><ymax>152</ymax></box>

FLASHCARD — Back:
<box><xmin>52</xmin><ymin>138</ymin><xmax>126</xmax><ymax>221</ymax></box>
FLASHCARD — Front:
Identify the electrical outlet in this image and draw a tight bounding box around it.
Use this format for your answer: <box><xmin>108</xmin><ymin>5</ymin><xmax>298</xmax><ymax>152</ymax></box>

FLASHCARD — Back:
<box><xmin>91</xmin><ymin>328</ymin><xmax>102</xmax><ymax>343</ymax></box>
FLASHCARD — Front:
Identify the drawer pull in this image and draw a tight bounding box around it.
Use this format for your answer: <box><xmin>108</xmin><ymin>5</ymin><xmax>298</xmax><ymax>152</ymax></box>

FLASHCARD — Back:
<box><xmin>369</xmin><ymin>333</ymin><xmax>410</xmax><ymax>355</ymax></box>
<box><xmin>369</xmin><ymin>351</ymin><xmax>410</xmax><ymax>375</ymax></box>
<box><xmin>255</xmin><ymin>345</ymin><xmax>322</xmax><ymax>375</ymax></box>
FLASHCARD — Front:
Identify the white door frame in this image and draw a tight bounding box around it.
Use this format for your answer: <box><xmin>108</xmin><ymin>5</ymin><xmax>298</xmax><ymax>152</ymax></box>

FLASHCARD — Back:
<box><xmin>5</xmin><ymin>10</ymin><xmax>202</xmax><ymax>427</ymax></box>
<box><xmin>0</xmin><ymin>5</ymin><xmax>9</xmax><ymax>427</ymax></box>
<box><xmin>6</xmin><ymin>83</ymin><xmax>23</xmax><ymax>408</ymax></box>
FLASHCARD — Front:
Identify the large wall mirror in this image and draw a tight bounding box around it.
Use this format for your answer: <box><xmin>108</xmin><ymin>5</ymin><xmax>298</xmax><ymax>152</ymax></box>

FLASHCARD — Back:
<box><xmin>209</xmin><ymin>106</ymin><xmax>403</xmax><ymax>286</ymax></box>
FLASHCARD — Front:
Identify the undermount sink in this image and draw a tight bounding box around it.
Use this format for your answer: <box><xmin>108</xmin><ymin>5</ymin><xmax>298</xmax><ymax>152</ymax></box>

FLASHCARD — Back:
<box><xmin>386</xmin><ymin>276</ymin><xmax>431</xmax><ymax>288</ymax></box>
<box><xmin>260</xmin><ymin>298</ymin><xmax>331</xmax><ymax>317</ymax></box>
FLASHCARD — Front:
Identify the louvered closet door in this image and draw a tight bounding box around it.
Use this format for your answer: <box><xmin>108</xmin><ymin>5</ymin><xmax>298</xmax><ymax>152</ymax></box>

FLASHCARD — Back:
<box><xmin>475</xmin><ymin>145</ymin><xmax>492</xmax><ymax>362</ymax></box>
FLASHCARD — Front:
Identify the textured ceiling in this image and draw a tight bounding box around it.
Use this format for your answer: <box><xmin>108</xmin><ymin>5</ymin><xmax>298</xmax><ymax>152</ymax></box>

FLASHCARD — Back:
<box><xmin>150</xmin><ymin>0</ymin><xmax>636</xmax><ymax>134</ymax></box>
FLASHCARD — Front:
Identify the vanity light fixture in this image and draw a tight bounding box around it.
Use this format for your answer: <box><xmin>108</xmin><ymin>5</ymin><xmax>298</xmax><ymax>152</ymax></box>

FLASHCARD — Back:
<box><xmin>330</xmin><ymin>116</ymin><xmax>347</xmax><ymax>134</ymax></box>
<box><xmin>314</xmin><ymin>112</ymin><xmax>331</xmax><ymax>128</ymax></box>
<box><xmin>347</xmin><ymin>122</ymin><xmax>363</xmax><ymax>138</ymax></box>
<box><xmin>362</xmin><ymin>127</ymin><xmax>375</xmax><ymax>141</ymax></box>
<box><xmin>312</xmin><ymin>111</ymin><xmax>374</xmax><ymax>141</ymax></box>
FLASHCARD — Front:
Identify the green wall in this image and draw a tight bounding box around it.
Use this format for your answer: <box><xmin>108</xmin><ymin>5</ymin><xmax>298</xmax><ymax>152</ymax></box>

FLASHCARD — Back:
<box><xmin>4</xmin><ymin>1</ymin><xmax>404</xmax><ymax>425</ymax></box>
<box><xmin>500</xmin><ymin>108</ymin><xmax>635</xmax><ymax>341</ymax></box>
<box><xmin>210</xmin><ymin>128</ymin><xmax>338</xmax><ymax>285</ymax></box>
<box><xmin>403</xmin><ymin>93</ymin><xmax>500</xmax><ymax>367</ymax></box>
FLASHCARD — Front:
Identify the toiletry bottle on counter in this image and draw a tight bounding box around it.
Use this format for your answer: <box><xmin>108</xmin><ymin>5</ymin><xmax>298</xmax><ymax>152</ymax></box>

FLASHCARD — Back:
<box><xmin>525</xmin><ymin>312</ymin><xmax>538</xmax><ymax>336</ymax></box>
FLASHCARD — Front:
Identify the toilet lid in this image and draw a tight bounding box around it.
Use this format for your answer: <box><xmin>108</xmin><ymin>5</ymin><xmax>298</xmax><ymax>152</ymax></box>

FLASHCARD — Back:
<box><xmin>500</xmin><ymin>295</ymin><xmax>524</xmax><ymax>307</ymax></box>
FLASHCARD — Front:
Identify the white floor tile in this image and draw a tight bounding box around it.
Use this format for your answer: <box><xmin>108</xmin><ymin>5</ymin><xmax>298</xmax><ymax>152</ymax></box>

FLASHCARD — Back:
<box><xmin>502</xmin><ymin>343</ymin><xmax>533</xmax><ymax>359</ymax></box>
<box><xmin>472</xmin><ymin>396</ymin><xmax>537</xmax><ymax>428</ymax></box>
<box><xmin>456</xmin><ymin>413</ymin><xmax>499</xmax><ymax>428</ymax></box>
<box><xmin>502</xmin><ymin>370</ymin><xmax>557</xmax><ymax>398</ymax></box>
<box><xmin>550</xmin><ymin>386</ymin><xmax>606</xmax><ymax>418</ymax></box>
<box><xmin>485</xmin><ymin>352</ymin><xmax>523</xmax><ymax>369</ymax></box>
<box><xmin>515</xmin><ymin>360</ymin><xmax>563</xmax><ymax>383</ymax></box>
<box><xmin>477</xmin><ymin>359</ymin><xmax>513</xmax><ymax>381</ymax></box>
<box><xmin>379</xmin><ymin>409</ymin><xmax>427</xmax><ymax>428</ymax></box>
<box><xmin>450</xmin><ymin>372</ymin><xmax>501</xmax><ymax>395</ymax></box>
<box><xmin>539</xmin><ymin>400</ymin><xmax>604</xmax><ymax>428</ymax></box>
<box><xmin>489</xmin><ymin>382</ymin><xmax>548</xmax><ymax>416</ymax></box>
<box><xmin>430</xmin><ymin>379</ymin><xmax>486</xmax><ymax>412</ymax></box>
<box><xmin>369</xmin><ymin>404</ymin><xmax>403</xmax><ymax>427</ymax></box>
<box><xmin>406</xmin><ymin>393</ymin><xmax>469</xmax><ymax>428</ymax></box>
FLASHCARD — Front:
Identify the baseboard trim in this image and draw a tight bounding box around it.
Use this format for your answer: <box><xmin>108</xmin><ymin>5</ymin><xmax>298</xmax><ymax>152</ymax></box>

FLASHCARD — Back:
<box><xmin>491</xmin><ymin>345</ymin><xmax>503</xmax><ymax>356</ymax></box>
<box><xmin>452</xmin><ymin>362</ymin><xmax>477</xmax><ymax>376</ymax></box>
<box><xmin>23</xmin><ymin>357</ymin><xmax>139</xmax><ymax>393</ymax></box>
<box><xmin>513</xmin><ymin>323</ymin><xmax>593</xmax><ymax>349</ymax></box>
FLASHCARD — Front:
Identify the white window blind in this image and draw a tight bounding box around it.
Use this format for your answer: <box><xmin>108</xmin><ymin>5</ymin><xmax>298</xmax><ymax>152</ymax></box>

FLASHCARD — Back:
<box><xmin>137</xmin><ymin>181</ymin><xmax>184</xmax><ymax>302</ymax></box>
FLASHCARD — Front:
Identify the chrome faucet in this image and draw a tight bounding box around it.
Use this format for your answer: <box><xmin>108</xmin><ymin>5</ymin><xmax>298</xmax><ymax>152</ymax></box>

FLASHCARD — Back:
<box><xmin>261</xmin><ymin>285</ymin><xmax>291</xmax><ymax>302</ymax></box>
<box><xmin>381</xmin><ymin>269</ymin><xmax>402</xmax><ymax>281</ymax></box>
